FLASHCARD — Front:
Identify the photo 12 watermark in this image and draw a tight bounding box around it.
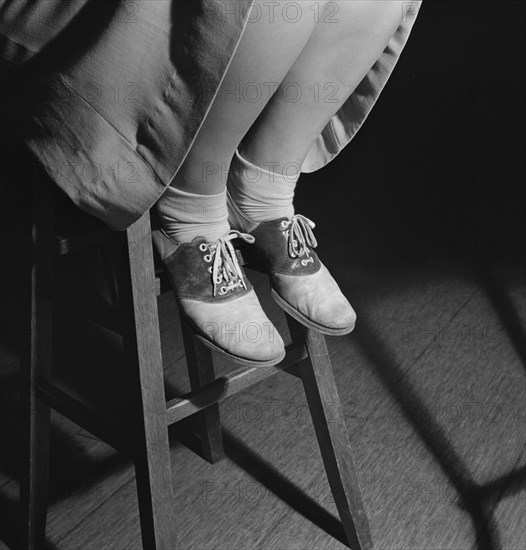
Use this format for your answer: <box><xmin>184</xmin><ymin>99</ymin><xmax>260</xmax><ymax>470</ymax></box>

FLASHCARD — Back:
<box><xmin>198</xmin><ymin>478</ymin><xmax>334</xmax><ymax>508</ymax></box>
<box><xmin>219</xmin><ymin>80</ymin><xmax>341</xmax><ymax>105</ymax></box>
<box><xmin>401</xmin><ymin>321</ymin><xmax>501</xmax><ymax>349</ymax></box>
<box><xmin>215</xmin><ymin>1</ymin><xmax>340</xmax><ymax>25</ymax></box>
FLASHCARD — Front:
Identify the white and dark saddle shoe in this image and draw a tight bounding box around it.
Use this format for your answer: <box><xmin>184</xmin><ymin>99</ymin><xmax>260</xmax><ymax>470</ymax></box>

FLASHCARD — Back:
<box><xmin>153</xmin><ymin>227</ymin><xmax>286</xmax><ymax>366</ymax></box>
<box><xmin>227</xmin><ymin>192</ymin><xmax>356</xmax><ymax>336</ymax></box>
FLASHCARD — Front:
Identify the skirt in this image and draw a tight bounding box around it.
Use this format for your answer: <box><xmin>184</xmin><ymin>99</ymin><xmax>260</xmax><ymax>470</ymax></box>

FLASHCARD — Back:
<box><xmin>0</xmin><ymin>0</ymin><xmax>421</xmax><ymax>230</ymax></box>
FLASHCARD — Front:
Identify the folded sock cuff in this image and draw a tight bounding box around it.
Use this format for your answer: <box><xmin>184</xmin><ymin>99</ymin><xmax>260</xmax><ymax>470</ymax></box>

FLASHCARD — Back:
<box><xmin>156</xmin><ymin>186</ymin><xmax>228</xmax><ymax>224</ymax></box>
<box><xmin>227</xmin><ymin>149</ymin><xmax>296</xmax><ymax>221</ymax></box>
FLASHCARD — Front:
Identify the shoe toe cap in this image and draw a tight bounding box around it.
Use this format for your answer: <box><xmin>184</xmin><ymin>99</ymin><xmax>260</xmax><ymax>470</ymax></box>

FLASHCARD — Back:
<box><xmin>238</xmin><ymin>328</ymin><xmax>285</xmax><ymax>362</ymax></box>
<box><xmin>273</xmin><ymin>265</ymin><xmax>357</xmax><ymax>334</ymax></box>
<box><xmin>326</xmin><ymin>299</ymin><xmax>356</xmax><ymax>332</ymax></box>
<box><xmin>181</xmin><ymin>291</ymin><xmax>285</xmax><ymax>363</ymax></box>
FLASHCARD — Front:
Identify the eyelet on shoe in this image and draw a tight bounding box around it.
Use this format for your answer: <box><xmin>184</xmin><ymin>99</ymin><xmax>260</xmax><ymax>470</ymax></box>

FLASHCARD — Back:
<box><xmin>204</xmin><ymin>254</ymin><xmax>212</xmax><ymax>262</ymax></box>
<box><xmin>199</xmin><ymin>243</ymin><xmax>208</xmax><ymax>252</ymax></box>
<box><xmin>280</xmin><ymin>220</ymin><xmax>289</xmax><ymax>229</ymax></box>
<box><xmin>208</xmin><ymin>266</ymin><xmax>213</xmax><ymax>273</ymax></box>
<box><xmin>220</xmin><ymin>286</ymin><xmax>227</xmax><ymax>295</ymax></box>
<box><xmin>301</xmin><ymin>259</ymin><xmax>307</xmax><ymax>266</ymax></box>
<box><xmin>285</xmin><ymin>230</ymin><xmax>290</xmax><ymax>237</ymax></box>
<box><xmin>215</xmin><ymin>276</ymin><xmax>222</xmax><ymax>284</ymax></box>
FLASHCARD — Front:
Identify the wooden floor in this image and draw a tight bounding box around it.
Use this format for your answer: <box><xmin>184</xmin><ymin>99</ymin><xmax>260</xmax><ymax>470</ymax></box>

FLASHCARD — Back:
<box><xmin>0</xmin><ymin>222</ymin><xmax>524</xmax><ymax>550</ymax></box>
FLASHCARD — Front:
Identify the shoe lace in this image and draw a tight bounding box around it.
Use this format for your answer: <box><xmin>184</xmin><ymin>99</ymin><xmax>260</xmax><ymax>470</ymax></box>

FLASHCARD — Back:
<box><xmin>281</xmin><ymin>214</ymin><xmax>318</xmax><ymax>265</ymax></box>
<box><xmin>201</xmin><ymin>230</ymin><xmax>255</xmax><ymax>297</ymax></box>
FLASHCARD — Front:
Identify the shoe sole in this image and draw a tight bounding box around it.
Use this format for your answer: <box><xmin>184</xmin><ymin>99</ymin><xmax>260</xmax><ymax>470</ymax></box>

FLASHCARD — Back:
<box><xmin>180</xmin><ymin>311</ymin><xmax>286</xmax><ymax>368</ymax></box>
<box><xmin>270</xmin><ymin>288</ymin><xmax>355</xmax><ymax>337</ymax></box>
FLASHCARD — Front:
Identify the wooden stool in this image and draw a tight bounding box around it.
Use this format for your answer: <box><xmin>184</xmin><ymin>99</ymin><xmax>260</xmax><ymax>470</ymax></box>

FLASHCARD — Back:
<box><xmin>20</xmin><ymin>175</ymin><xmax>373</xmax><ymax>550</ymax></box>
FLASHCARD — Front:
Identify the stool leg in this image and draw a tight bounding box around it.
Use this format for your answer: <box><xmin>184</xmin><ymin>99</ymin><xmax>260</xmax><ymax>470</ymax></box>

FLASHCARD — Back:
<box><xmin>124</xmin><ymin>213</ymin><xmax>178</xmax><ymax>549</ymax></box>
<box><xmin>179</xmin><ymin>312</ymin><xmax>224</xmax><ymax>463</ymax></box>
<box><xmin>289</xmin><ymin>317</ymin><xmax>373</xmax><ymax>550</ymax></box>
<box><xmin>20</xmin><ymin>178</ymin><xmax>54</xmax><ymax>549</ymax></box>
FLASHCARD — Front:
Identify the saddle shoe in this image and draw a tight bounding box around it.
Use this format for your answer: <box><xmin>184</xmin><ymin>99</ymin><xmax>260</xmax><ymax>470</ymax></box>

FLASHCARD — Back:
<box><xmin>152</xmin><ymin>227</ymin><xmax>286</xmax><ymax>366</ymax></box>
<box><xmin>227</xmin><ymin>192</ymin><xmax>356</xmax><ymax>336</ymax></box>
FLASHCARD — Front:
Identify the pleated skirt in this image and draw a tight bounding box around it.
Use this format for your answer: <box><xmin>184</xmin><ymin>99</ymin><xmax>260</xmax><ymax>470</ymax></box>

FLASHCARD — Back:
<box><xmin>0</xmin><ymin>0</ymin><xmax>421</xmax><ymax>230</ymax></box>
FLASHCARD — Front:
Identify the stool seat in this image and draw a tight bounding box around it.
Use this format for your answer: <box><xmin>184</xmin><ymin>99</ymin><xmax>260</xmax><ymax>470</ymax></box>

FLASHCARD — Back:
<box><xmin>19</xmin><ymin>176</ymin><xmax>373</xmax><ymax>550</ymax></box>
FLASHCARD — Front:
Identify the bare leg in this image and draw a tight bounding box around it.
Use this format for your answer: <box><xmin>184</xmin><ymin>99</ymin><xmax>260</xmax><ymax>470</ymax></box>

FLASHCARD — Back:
<box><xmin>240</xmin><ymin>0</ymin><xmax>406</xmax><ymax>173</ymax></box>
<box><xmin>171</xmin><ymin>1</ymin><xmax>320</xmax><ymax>195</ymax></box>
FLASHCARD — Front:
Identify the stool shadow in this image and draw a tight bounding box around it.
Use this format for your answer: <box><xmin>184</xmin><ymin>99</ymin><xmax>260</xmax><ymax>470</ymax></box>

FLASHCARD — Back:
<box><xmin>224</xmin><ymin>430</ymin><xmax>348</xmax><ymax>545</ymax></box>
<box><xmin>471</xmin><ymin>261</ymin><xmax>526</xmax><ymax>375</ymax></box>
<box><xmin>351</xmin><ymin>309</ymin><xmax>524</xmax><ymax>550</ymax></box>
<box><xmin>162</xmin><ymin>377</ymin><xmax>348</xmax><ymax>546</ymax></box>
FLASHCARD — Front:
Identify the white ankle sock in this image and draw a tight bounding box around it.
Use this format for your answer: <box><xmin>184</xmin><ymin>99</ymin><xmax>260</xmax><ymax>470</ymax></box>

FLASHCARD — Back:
<box><xmin>227</xmin><ymin>149</ymin><xmax>298</xmax><ymax>222</ymax></box>
<box><xmin>155</xmin><ymin>186</ymin><xmax>229</xmax><ymax>243</ymax></box>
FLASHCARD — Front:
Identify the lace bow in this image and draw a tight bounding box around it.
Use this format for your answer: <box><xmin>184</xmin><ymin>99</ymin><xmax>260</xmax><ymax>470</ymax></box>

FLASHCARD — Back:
<box><xmin>281</xmin><ymin>214</ymin><xmax>318</xmax><ymax>263</ymax></box>
<box><xmin>200</xmin><ymin>230</ymin><xmax>255</xmax><ymax>296</ymax></box>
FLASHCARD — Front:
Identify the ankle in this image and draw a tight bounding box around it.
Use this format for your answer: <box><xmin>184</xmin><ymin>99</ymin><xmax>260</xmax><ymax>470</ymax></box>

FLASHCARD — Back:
<box><xmin>227</xmin><ymin>149</ymin><xmax>298</xmax><ymax>223</ymax></box>
<box><xmin>155</xmin><ymin>186</ymin><xmax>229</xmax><ymax>243</ymax></box>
